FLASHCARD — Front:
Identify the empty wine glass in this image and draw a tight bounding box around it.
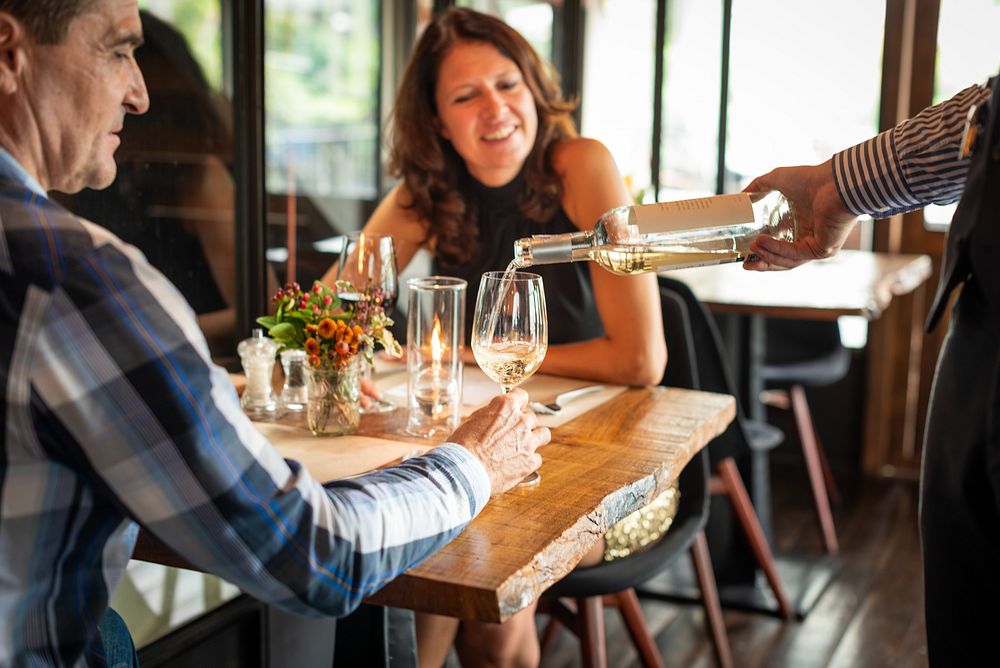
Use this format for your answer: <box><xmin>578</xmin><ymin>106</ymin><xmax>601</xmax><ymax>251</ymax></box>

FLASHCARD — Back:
<box><xmin>472</xmin><ymin>270</ymin><xmax>548</xmax><ymax>485</ymax></box>
<box><xmin>333</xmin><ymin>231</ymin><xmax>399</xmax><ymax>413</ymax></box>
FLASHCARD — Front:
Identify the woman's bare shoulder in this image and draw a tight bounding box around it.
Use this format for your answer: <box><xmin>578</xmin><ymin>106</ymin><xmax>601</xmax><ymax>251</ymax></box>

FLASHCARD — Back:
<box><xmin>550</xmin><ymin>137</ymin><xmax>615</xmax><ymax>174</ymax></box>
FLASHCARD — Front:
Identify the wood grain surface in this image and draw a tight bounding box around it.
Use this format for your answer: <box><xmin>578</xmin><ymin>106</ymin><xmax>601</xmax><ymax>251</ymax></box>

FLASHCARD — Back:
<box><xmin>662</xmin><ymin>250</ymin><xmax>932</xmax><ymax>320</ymax></box>
<box><xmin>134</xmin><ymin>384</ymin><xmax>735</xmax><ymax>622</ymax></box>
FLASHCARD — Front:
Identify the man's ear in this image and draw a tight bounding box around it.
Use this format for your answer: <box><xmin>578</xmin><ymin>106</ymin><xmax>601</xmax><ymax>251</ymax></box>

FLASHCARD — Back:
<box><xmin>0</xmin><ymin>12</ymin><xmax>26</xmax><ymax>96</ymax></box>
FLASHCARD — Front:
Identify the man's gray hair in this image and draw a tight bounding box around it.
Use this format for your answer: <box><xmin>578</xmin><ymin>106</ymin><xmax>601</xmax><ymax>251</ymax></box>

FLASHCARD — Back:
<box><xmin>0</xmin><ymin>0</ymin><xmax>95</xmax><ymax>44</ymax></box>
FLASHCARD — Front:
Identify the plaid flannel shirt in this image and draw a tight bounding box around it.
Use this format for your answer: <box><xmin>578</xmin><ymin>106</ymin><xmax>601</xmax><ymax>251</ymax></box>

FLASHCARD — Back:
<box><xmin>0</xmin><ymin>149</ymin><xmax>490</xmax><ymax>667</ymax></box>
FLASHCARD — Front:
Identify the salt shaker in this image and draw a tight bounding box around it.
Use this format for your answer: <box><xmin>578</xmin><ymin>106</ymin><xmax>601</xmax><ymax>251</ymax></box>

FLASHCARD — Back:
<box><xmin>237</xmin><ymin>328</ymin><xmax>279</xmax><ymax>420</ymax></box>
<box><xmin>279</xmin><ymin>349</ymin><xmax>308</xmax><ymax>413</ymax></box>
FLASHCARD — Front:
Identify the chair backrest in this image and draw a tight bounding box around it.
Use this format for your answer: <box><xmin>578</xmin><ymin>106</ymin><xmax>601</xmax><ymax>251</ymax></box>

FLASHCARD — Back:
<box><xmin>658</xmin><ymin>276</ymin><xmax>755</xmax><ymax>463</ymax></box>
<box><xmin>762</xmin><ymin>318</ymin><xmax>851</xmax><ymax>386</ymax></box>
<box><xmin>764</xmin><ymin>318</ymin><xmax>843</xmax><ymax>366</ymax></box>
<box><xmin>660</xmin><ymin>287</ymin><xmax>700</xmax><ymax>391</ymax></box>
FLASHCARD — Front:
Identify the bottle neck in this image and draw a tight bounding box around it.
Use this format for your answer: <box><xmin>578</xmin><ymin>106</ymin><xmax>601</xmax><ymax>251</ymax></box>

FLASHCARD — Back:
<box><xmin>514</xmin><ymin>231</ymin><xmax>595</xmax><ymax>267</ymax></box>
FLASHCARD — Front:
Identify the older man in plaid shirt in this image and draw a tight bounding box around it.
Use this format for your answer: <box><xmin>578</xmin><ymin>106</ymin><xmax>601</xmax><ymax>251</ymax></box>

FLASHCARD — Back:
<box><xmin>0</xmin><ymin>1</ymin><xmax>548</xmax><ymax>665</ymax></box>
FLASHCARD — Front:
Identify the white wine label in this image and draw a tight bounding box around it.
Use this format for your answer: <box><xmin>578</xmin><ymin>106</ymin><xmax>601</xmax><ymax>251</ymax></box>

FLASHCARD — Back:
<box><xmin>630</xmin><ymin>193</ymin><xmax>754</xmax><ymax>234</ymax></box>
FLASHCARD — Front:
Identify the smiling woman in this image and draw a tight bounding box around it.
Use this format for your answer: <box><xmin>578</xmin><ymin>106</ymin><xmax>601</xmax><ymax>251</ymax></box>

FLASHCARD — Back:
<box><xmin>321</xmin><ymin>7</ymin><xmax>669</xmax><ymax>668</ymax></box>
<box><xmin>433</xmin><ymin>40</ymin><xmax>539</xmax><ymax>187</ymax></box>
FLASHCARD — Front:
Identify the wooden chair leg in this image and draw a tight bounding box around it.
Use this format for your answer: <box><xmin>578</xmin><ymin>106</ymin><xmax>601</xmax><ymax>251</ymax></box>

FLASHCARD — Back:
<box><xmin>576</xmin><ymin>596</ymin><xmax>608</xmax><ymax>668</ymax></box>
<box><xmin>790</xmin><ymin>384</ymin><xmax>840</xmax><ymax>503</ymax></box>
<box><xmin>715</xmin><ymin>458</ymin><xmax>795</xmax><ymax>619</ymax></box>
<box><xmin>690</xmin><ymin>531</ymin><xmax>734</xmax><ymax>668</ymax></box>
<box><xmin>790</xmin><ymin>385</ymin><xmax>840</xmax><ymax>554</ymax></box>
<box><xmin>613</xmin><ymin>589</ymin><xmax>665</xmax><ymax>668</ymax></box>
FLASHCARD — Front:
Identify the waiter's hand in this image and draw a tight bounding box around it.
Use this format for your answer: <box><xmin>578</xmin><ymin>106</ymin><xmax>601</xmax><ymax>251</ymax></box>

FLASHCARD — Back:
<box><xmin>743</xmin><ymin>160</ymin><xmax>859</xmax><ymax>271</ymax></box>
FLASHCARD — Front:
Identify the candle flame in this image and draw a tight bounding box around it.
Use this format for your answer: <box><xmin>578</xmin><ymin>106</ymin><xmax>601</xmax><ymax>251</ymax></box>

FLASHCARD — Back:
<box><xmin>356</xmin><ymin>233</ymin><xmax>365</xmax><ymax>276</ymax></box>
<box><xmin>430</xmin><ymin>315</ymin><xmax>444</xmax><ymax>362</ymax></box>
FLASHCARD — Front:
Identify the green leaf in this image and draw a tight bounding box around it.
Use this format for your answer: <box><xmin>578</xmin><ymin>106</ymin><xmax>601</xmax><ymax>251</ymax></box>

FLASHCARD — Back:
<box><xmin>256</xmin><ymin>315</ymin><xmax>277</xmax><ymax>329</ymax></box>
<box><xmin>268</xmin><ymin>322</ymin><xmax>297</xmax><ymax>339</ymax></box>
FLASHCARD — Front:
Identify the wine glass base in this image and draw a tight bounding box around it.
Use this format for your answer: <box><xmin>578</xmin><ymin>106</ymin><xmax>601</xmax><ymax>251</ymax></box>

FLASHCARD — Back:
<box><xmin>518</xmin><ymin>471</ymin><xmax>541</xmax><ymax>487</ymax></box>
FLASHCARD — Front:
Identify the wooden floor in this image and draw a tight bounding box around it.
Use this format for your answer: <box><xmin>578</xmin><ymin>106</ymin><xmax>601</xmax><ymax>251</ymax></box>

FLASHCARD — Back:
<box><xmin>535</xmin><ymin>462</ymin><xmax>929</xmax><ymax>668</ymax></box>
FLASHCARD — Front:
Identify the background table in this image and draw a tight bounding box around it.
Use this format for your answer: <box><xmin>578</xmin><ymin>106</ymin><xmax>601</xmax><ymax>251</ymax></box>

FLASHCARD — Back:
<box><xmin>658</xmin><ymin>250</ymin><xmax>932</xmax><ymax>617</ymax></box>
<box><xmin>663</xmin><ymin>250</ymin><xmax>932</xmax><ymax>469</ymax></box>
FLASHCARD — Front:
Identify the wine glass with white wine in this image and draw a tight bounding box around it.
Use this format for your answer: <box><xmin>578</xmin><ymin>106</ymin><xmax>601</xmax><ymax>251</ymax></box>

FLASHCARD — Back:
<box><xmin>471</xmin><ymin>270</ymin><xmax>548</xmax><ymax>486</ymax></box>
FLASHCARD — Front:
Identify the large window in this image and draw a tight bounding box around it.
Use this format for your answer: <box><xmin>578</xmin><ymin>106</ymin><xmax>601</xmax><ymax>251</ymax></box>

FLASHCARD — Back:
<box><xmin>657</xmin><ymin>0</ymin><xmax>723</xmax><ymax>199</ymax></box>
<box><xmin>725</xmin><ymin>1</ymin><xmax>885</xmax><ymax>191</ymax></box>
<box><xmin>923</xmin><ymin>0</ymin><xmax>1000</xmax><ymax>229</ymax></box>
<box><xmin>457</xmin><ymin>0</ymin><xmax>556</xmax><ymax>62</ymax></box>
<box><xmin>581</xmin><ymin>0</ymin><xmax>658</xmax><ymax>201</ymax></box>
<box><xmin>263</xmin><ymin>0</ymin><xmax>382</xmax><ymax>290</ymax></box>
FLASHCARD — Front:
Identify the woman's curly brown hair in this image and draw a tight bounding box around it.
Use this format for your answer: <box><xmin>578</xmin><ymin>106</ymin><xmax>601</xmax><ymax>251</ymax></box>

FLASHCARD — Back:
<box><xmin>387</xmin><ymin>7</ymin><xmax>578</xmax><ymax>266</ymax></box>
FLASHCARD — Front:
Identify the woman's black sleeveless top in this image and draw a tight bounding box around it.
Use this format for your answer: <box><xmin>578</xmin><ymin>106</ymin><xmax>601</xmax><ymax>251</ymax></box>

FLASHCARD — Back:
<box><xmin>434</xmin><ymin>172</ymin><xmax>605</xmax><ymax>345</ymax></box>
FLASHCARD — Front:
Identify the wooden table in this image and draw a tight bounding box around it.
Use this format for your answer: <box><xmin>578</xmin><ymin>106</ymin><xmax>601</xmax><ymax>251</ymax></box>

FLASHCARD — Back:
<box><xmin>666</xmin><ymin>250</ymin><xmax>932</xmax><ymax>321</ymax></box>
<box><xmin>662</xmin><ymin>249</ymin><xmax>933</xmax><ymax>468</ymax></box>
<box><xmin>134</xmin><ymin>380</ymin><xmax>735</xmax><ymax>624</ymax></box>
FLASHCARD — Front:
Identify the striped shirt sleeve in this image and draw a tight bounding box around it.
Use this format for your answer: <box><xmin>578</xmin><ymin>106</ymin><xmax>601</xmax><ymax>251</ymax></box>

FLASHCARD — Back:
<box><xmin>833</xmin><ymin>83</ymin><xmax>991</xmax><ymax>218</ymax></box>
<box><xmin>31</xmin><ymin>218</ymin><xmax>491</xmax><ymax>618</ymax></box>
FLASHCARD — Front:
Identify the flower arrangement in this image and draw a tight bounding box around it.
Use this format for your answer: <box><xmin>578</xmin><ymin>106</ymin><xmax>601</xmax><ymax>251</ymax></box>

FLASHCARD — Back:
<box><xmin>257</xmin><ymin>280</ymin><xmax>401</xmax><ymax>370</ymax></box>
<box><xmin>256</xmin><ymin>280</ymin><xmax>400</xmax><ymax>435</ymax></box>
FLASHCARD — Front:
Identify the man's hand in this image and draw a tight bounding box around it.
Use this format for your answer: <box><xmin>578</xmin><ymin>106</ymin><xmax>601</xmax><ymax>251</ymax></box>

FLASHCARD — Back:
<box><xmin>743</xmin><ymin>160</ymin><xmax>859</xmax><ymax>271</ymax></box>
<box><xmin>448</xmin><ymin>388</ymin><xmax>549</xmax><ymax>496</ymax></box>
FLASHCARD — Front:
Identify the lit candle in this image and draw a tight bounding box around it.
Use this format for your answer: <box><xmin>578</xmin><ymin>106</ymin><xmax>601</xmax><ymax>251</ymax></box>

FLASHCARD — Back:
<box><xmin>414</xmin><ymin>315</ymin><xmax>456</xmax><ymax>418</ymax></box>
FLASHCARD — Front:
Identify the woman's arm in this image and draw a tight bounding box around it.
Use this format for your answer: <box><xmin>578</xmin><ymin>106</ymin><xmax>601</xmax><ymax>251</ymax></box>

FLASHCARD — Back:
<box><xmin>541</xmin><ymin>138</ymin><xmax>666</xmax><ymax>386</ymax></box>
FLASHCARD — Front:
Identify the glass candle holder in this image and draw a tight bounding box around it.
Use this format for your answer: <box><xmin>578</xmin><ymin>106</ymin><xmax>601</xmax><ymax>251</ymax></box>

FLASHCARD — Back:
<box><xmin>406</xmin><ymin>277</ymin><xmax>466</xmax><ymax>437</ymax></box>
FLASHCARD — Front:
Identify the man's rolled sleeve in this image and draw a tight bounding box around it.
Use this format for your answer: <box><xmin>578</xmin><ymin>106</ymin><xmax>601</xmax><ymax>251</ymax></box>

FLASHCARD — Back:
<box><xmin>31</xmin><ymin>224</ymin><xmax>491</xmax><ymax>618</ymax></box>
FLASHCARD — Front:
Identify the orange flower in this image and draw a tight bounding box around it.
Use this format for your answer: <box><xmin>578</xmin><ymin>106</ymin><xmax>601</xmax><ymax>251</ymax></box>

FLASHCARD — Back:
<box><xmin>307</xmin><ymin>354</ymin><xmax>321</xmax><ymax>367</ymax></box>
<box><xmin>304</xmin><ymin>337</ymin><xmax>321</xmax><ymax>355</ymax></box>
<box><xmin>317</xmin><ymin>318</ymin><xmax>336</xmax><ymax>339</ymax></box>
<box><xmin>305</xmin><ymin>323</ymin><xmax>318</xmax><ymax>335</ymax></box>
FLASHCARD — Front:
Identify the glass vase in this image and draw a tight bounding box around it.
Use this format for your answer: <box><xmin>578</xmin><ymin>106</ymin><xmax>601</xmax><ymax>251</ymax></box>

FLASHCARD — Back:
<box><xmin>306</xmin><ymin>358</ymin><xmax>362</xmax><ymax>436</ymax></box>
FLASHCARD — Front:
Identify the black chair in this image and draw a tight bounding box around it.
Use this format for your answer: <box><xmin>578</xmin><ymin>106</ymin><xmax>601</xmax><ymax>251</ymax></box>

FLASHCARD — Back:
<box><xmin>537</xmin><ymin>289</ymin><xmax>732</xmax><ymax>668</ymax></box>
<box><xmin>655</xmin><ymin>277</ymin><xmax>793</xmax><ymax>620</ymax></box>
<box><xmin>761</xmin><ymin>318</ymin><xmax>848</xmax><ymax>554</ymax></box>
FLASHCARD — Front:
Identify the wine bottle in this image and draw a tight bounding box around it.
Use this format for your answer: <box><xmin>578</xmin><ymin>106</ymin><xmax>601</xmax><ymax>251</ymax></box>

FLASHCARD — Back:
<box><xmin>513</xmin><ymin>190</ymin><xmax>796</xmax><ymax>275</ymax></box>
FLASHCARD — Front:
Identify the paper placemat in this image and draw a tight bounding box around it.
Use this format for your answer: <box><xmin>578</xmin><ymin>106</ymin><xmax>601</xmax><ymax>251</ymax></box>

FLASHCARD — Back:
<box><xmin>253</xmin><ymin>421</ymin><xmax>430</xmax><ymax>481</ymax></box>
<box><xmin>378</xmin><ymin>364</ymin><xmax>627</xmax><ymax>428</ymax></box>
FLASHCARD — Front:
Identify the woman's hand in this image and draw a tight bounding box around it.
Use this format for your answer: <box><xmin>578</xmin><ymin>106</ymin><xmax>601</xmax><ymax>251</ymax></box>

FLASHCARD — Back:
<box><xmin>359</xmin><ymin>376</ymin><xmax>381</xmax><ymax>409</ymax></box>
